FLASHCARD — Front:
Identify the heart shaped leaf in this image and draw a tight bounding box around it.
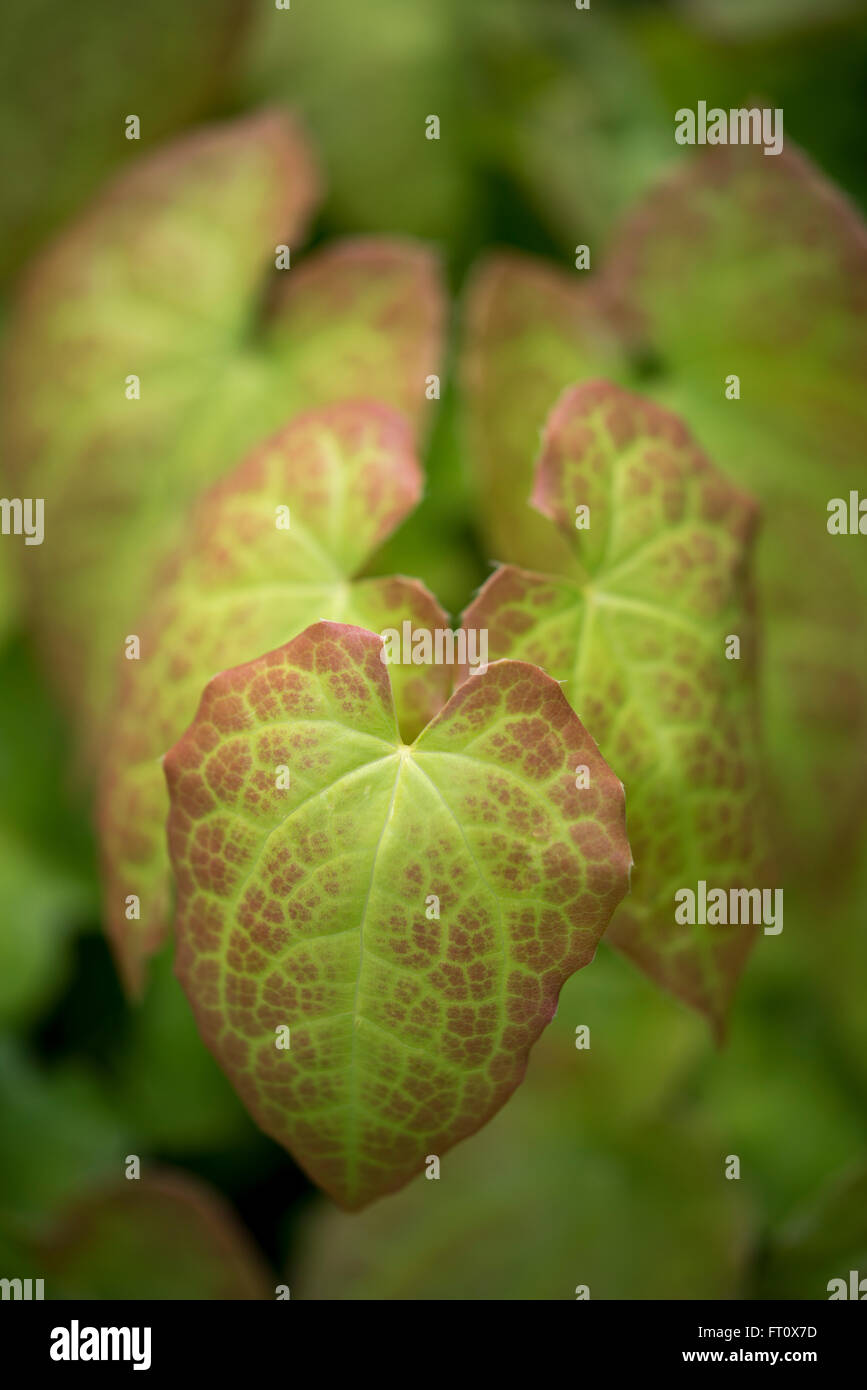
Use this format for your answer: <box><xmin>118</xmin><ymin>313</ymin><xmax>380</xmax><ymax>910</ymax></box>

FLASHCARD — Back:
<box><xmin>462</xmin><ymin>140</ymin><xmax>867</xmax><ymax>899</ymax></box>
<box><xmin>602</xmin><ymin>143</ymin><xmax>867</xmax><ymax>877</ymax></box>
<box><xmin>1</xmin><ymin>113</ymin><xmax>445</xmax><ymax>742</ymax></box>
<box><xmin>293</xmin><ymin>968</ymin><xmax>747</xmax><ymax>1300</ymax></box>
<box><xmin>100</xmin><ymin>401</ymin><xmax>450</xmax><ymax>995</ymax></box>
<box><xmin>164</xmin><ymin>621</ymin><xmax>631</xmax><ymax>1208</ymax></box>
<box><xmin>464</xmin><ymin>380</ymin><xmax>767</xmax><ymax>1035</ymax></box>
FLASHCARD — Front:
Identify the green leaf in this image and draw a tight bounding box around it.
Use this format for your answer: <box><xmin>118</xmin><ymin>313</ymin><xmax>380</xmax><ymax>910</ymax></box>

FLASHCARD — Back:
<box><xmin>464</xmin><ymin>381</ymin><xmax>766</xmax><ymax>1035</ymax></box>
<box><xmin>37</xmin><ymin>1171</ymin><xmax>271</xmax><ymax>1300</ymax></box>
<box><xmin>291</xmin><ymin>965</ymin><xmax>749</xmax><ymax>1298</ymax></box>
<box><xmin>296</xmin><ymin>1128</ymin><xmax>748</xmax><ymax>1300</ymax></box>
<box><xmin>462</xmin><ymin>141</ymin><xmax>867</xmax><ymax>898</ymax></box>
<box><xmin>100</xmin><ymin>400</ymin><xmax>450</xmax><ymax>995</ymax></box>
<box><xmin>2</xmin><ymin>113</ymin><xmax>445</xmax><ymax>745</ymax></box>
<box><xmin>603</xmin><ymin>143</ymin><xmax>867</xmax><ymax>880</ymax></box>
<box><xmin>607</xmin><ymin>145</ymin><xmax>866</xmax><ymax>466</ymax></box>
<box><xmin>462</xmin><ymin>251</ymin><xmax>619</xmax><ymax>573</ymax></box>
<box><xmin>164</xmin><ymin>621</ymin><xmax>631</xmax><ymax>1208</ymax></box>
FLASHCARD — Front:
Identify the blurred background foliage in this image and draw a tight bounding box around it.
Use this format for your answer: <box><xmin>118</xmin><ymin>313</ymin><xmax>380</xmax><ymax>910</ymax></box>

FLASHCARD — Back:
<box><xmin>0</xmin><ymin>0</ymin><xmax>865</xmax><ymax>1298</ymax></box>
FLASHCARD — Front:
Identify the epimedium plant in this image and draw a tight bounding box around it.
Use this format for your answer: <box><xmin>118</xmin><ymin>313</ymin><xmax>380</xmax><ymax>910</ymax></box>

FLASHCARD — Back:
<box><xmin>2</xmin><ymin>111</ymin><xmax>443</xmax><ymax>744</ymax></box>
<box><xmin>2</xmin><ymin>108</ymin><xmax>864</xmax><ymax>1209</ymax></box>
<box><xmin>463</xmin><ymin>379</ymin><xmax>765</xmax><ymax>1035</ymax></box>
<box><xmin>107</xmin><ymin>373</ymin><xmax>759</xmax><ymax>1204</ymax></box>
<box><xmin>164</xmin><ymin>624</ymin><xmax>631</xmax><ymax>1208</ymax></box>
<box><xmin>99</xmin><ymin>400</ymin><xmax>454</xmax><ymax>996</ymax></box>
<box><xmin>461</xmin><ymin>142</ymin><xmax>867</xmax><ymax>891</ymax></box>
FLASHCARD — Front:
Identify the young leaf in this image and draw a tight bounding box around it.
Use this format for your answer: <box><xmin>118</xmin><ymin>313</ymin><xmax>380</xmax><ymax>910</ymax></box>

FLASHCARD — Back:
<box><xmin>605</xmin><ymin>144</ymin><xmax>867</xmax><ymax>483</ymax></box>
<box><xmin>1</xmin><ymin>114</ymin><xmax>445</xmax><ymax>745</ymax></box>
<box><xmin>264</xmin><ymin>236</ymin><xmax>446</xmax><ymax>431</ymax></box>
<box><xmin>462</xmin><ymin>141</ymin><xmax>867</xmax><ymax>896</ymax></box>
<box><xmin>292</xmin><ymin>966</ymin><xmax>747</xmax><ymax>1300</ymax></box>
<box><xmin>164</xmin><ymin>621</ymin><xmax>631</xmax><ymax>1208</ymax></box>
<box><xmin>38</xmin><ymin>1171</ymin><xmax>271</xmax><ymax>1300</ymax></box>
<box><xmin>100</xmin><ymin>401</ymin><xmax>450</xmax><ymax>996</ymax></box>
<box><xmin>602</xmin><ymin>142</ymin><xmax>867</xmax><ymax>879</ymax></box>
<box><xmin>464</xmin><ymin>381</ymin><xmax>766</xmax><ymax>1035</ymax></box>
<box><xmin>462</xmin><ymin>250</ymin><xmax>619</xmax><ymax>574</ymax></box>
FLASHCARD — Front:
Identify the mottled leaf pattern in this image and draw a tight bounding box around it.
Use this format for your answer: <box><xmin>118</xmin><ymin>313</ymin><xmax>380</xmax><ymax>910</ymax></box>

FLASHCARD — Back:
<box><xmin>2</xmin><ymin>111</ymin><xmax>312</xmax><ymax>738</ymax></box>
<box><xmin>462</xmin><ymin>139</ymin><xmax>867</xmax><ymax>909</ymax></box>
<box><xmin>607</xmin><ymin>146</ymin><xmax>867</xmax><ymax>417</ymax></box>
<box><xmin>293</xmin><ymin>965</ymin><xmax>747</xmax><ymax>1298</ymax></box>
<box><xmin>602</xmin><ymin>142</ymin><xmax>867</xmax><ymax>876</ymax></box>
<box><xmin>262</xmin><ymin>235</ymin><xmax>445</xmax><ymax>433</ymax></box>
<box><xmin>100</xmin><ymin>402</ymin><xmax>449</xmax><ymax>994</ymax></box>
<box><xmin>1</xmin><ymin>113</ymin><xmax>444</xmax><ymax>743</ymax></box>
<box><xmin>164</xmin><ymin>622</ymin><xmax>631</xmax><ymax>1207</ymax></box>
<box><xmin>464</xmin><ymin>381</ymin><xmax>765</xmax><ymax>1034</ymax></box>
